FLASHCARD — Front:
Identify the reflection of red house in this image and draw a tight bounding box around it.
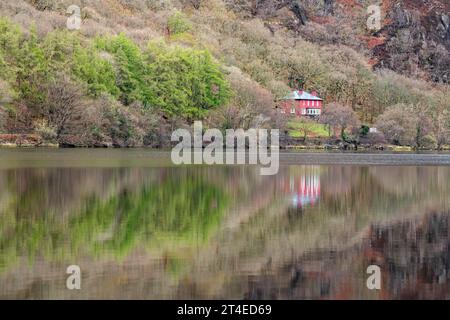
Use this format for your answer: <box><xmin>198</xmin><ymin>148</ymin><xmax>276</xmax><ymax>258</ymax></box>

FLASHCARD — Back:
<box><xmin>279</xmin><ymin>90</ymin><xmax>323</xmax><ymax>117</ymax></box>
<box><xmin>282</xmin><ymin>169</ymin><xmax>321</xmax><ymax>208</ymax></box>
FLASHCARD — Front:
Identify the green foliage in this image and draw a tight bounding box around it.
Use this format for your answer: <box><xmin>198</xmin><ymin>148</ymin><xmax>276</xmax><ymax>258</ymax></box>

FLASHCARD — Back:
<box><xmin>0</xmin><ymin>20</ymin><xmax>49</xmax><ymax>110</ymax></box>
<box><xmin>94</xmin><ymin>34</ymin><xmax>231</xmax><ymax>118</ymax></box>
<box><xmin>0</xmin><ymin>18</ymin><xmax>231</xmax><ymax>142</ymax></box>
<box><xmin>40</xmin><ymin>30</ymin><xmax>119</xmax><ymax>98</ymax></box>
<box><xmin>168</xmin><ymin>10</ymin><xmax>192</xmax><ymax>36</ymax></box>
<box><xmin>359</xmin><ymin>125</ymin><xmax>370</xmax><ymax>136</ymax></box>
<box><xmin>15</xmin><ymin>26</ymin><xmax>49</xmax><ymax>109</ymax></box>
<box><xmin>0</xmin><ymin>170</ymin><xmax>229</xmax><ymax>267</ymax></box>
<box><xmin>145</xmin><ymin>41</ymin><xmax>231</xmax><ymax>119</ymax></box>
<box><xmin>0</xmin><ymin>18</ymin><xmax>22</xmax><ymax>82</ymax></box>
<box><xmin>73</xmin><ymin>48</ymin><xmax>119</xmax><ymax>98</ymax></box>
<box><xmin>95</xmin><ymin>34</ymin><xmax>151</xmax><ymax>105</ymax></box>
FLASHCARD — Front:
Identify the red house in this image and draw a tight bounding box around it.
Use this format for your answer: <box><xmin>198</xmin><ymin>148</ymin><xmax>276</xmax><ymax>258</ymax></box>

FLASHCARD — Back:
<box><xmin>279</xmin><ymin>90</ymin><xmax>323</xmax><ymax>117</ymax></box>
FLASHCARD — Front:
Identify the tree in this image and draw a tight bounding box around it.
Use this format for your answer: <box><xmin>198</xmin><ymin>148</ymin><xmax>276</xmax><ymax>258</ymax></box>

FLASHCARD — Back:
<box><xmin>0</xmin><ymin>18</ymin><xmax>21</xmax><ymax>83</ymax></box>
<box><xmin>375</xmin><ymin>104</ymin><xmax>417</xmax><ymax>146</ymax></box>
<box><xmin>145</xmin><ymin>41</ymin><xmax>231</xmax><ymax>120</ymax></box>
<box><xmin>95</xmin><ymin>34</ymin><xmax>150</xmax><ymax>106</ymax></box>
<box><xmin>319</xmin><ymin>102</ymin><xmax>360</xmax><ymax>140</ymax></box>
<box><xmin>183</xmin><ymin>0</ymin><xmax>202</xmax><ymax>10</ymax></box>
<box><xmin>43</xmin><ymin>75</ymin><xmax>85</xmax><ymax>139</ymax></box>
<box><xmin>431</xmin><ymin>92</ymin><xmax>450</xmax><ymax>150</ymax></box>
<box><xmin>15</xmin><ymin>25</ymin><xmax>49</xmax><ymax>112</ymax></box>
<box><xmin>435</xmin><ymin>109</ymin><xmax>450</xmax><ymax>149</ymax></box>
<box><xmin>0</xmin><ymin>79</ymin><xmax>12</xmax><ymax>133</ymax></box>
<box><xmin>72</xmin><ymin>47</ymin><xmax>119</xmax><ymax>98</ymax></box>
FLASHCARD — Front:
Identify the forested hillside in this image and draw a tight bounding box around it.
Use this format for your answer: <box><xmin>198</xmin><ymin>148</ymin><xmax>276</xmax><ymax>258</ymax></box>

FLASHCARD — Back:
<box><xmin>0</xmin><ymin>0</ymin><xmax>449</xmax><ymax>148</ymax></box>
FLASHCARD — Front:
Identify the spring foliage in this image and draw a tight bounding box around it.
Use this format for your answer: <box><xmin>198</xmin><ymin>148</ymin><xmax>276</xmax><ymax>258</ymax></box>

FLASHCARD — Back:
<box><xmin>0</xmin><ymin>18</ymin><xmax>230</xmax><ymax>127</ymax></box>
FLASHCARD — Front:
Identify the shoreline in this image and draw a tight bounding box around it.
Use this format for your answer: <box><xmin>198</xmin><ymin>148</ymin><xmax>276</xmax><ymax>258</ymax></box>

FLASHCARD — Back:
<box><xmin>1</xmin><ymin>142</ymin><xmax>449</xmax><ymax>152</ymax></box>
<box><xmin>1</xmin><ymin>134</ymin><xmax>450</xmax><ymax>152</ymax></box>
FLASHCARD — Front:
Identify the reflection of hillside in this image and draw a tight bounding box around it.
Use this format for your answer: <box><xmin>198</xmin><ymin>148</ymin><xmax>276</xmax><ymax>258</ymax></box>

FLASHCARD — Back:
<box><xmin>0</xmin><ymin>168</ymin><xmax>158</xmax><ymax>218</ymax></box>
<box><xmin>178</xmin><ymin>166</ymin><xmax>450</xmax><ymax>299</ymax></box>
<box><xmin>0</xmin><ymin>166</ymin><xmax>281</xmax><ymax>298</ymax></box>
<box><xmin>1</xmin><ymin>165</ymin><xmax>450</xmax><ymax>299</ymax></box>
<box><xmin>321</xmin><ymin>166</ymin><xmax>361</xmax><ymax>196</ymax></box>
<box><xmin>319</xmin><ymin>166</ymin><xmax>450</xmax><ymax>226</ymax></box>
<box><xmin>369</xmin><ymin>166</ymin><xmax>450</xmax><ymax>197</ymax></box>
<box><xmin>0</xmin><ymin>168</ymin><xmax>231</xmax><ymax>271</ymax></box>
<box><xmin>243</xmin><ymin>211</ymin><xmax>450</xmax><ymax>300</ymax></box>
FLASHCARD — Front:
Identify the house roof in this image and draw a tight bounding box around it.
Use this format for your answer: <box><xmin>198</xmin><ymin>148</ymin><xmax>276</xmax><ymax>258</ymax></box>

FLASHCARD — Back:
<box><xmin>283</xmin><ymin>90</ymin><xmax>323</xmax><ymax>101</ymax></box>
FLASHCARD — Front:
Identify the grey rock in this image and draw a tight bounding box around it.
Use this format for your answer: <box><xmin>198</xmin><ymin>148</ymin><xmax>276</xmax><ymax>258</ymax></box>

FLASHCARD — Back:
<box><xmin>441</xmin><ymin>14</ymin><xmax>449</xmax><ymax>31</ymax></box>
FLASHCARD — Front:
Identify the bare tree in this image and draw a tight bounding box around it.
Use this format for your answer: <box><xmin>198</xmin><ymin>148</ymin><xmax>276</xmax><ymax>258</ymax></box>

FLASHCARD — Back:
<box><xmin>375</xmin><ymin>104</ymin><xmax>418</xmax><ymax>146</ymax></box>
<box><xmin>44</xmin><ymin>75</ymin><xmax>85</xmax><ymax>139</ymax></box>
<box><xmin>435</xmin><ymin>109</ymin><xmax>450</xmax><ymax>149</ymax></box>
<box><xmin>181</xmin><ymin>0</ymin><xmax>202</xmax><ymax>10</ymax></box>
<box><xmin>319</xmin><ymin>102</ymin><xmax>360</xmax><ymax>139</ymax></box>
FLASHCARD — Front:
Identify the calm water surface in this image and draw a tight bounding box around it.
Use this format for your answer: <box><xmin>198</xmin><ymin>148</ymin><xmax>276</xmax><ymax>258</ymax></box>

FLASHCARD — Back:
<box><xmin>1</xmin><ymin>149</ymin><xmax>450</xmax><ymax>299</ymax></box>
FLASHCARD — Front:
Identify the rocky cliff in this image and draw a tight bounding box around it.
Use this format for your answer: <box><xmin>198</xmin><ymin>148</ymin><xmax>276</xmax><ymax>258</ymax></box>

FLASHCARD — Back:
<box><xmin>225</xmin><ymin>0</ymin><xmax>450</xmax><ymax>83</ymax></box>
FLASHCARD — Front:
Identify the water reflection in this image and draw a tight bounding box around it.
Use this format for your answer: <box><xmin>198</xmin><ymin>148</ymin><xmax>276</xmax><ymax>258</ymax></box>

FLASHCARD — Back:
<box><xmin>281</xmin><ymin>166</ymin><xmax>321</xmax><ymax>208</ymax></box>
<box><xmin>0</xmin><ymin>152</ymin><xmax>450</xmax><ymax>299</ymax></box>
<box><xmin>0</xmin><ymin>168</ymin><xmax>231</xmax><ymax>269</ymax></box>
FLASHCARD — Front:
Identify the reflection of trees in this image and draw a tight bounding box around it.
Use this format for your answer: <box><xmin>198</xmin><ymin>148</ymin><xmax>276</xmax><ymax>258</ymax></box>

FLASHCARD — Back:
<box><xmin>366</xmin><ymin>212</ymin><xmax>450</xmax><ymax>299</ymax></box>
<box><xmin>320</xmin><ymin>166</ymin><xmax>361</xmax><ymax>196</ymax></box>
<box><xmin>243</xmin><ymin>211</ymin><xmax>450</xmax><ymax>300</ymax></box>
<box><xmin>70</xmin><ymin>171</ymin><xmax>228</xmax><ymax>256</ymax></box>
<box><xmin>0</xmin><ymin>168</ymin><xmax>228</xmax><ymax>270</ymax></box>
<box><xmin>318</xmin><ymin>166</ymin><xmax>450</xmax><ymax>226</ymax></box>
<box><xmin>183</xmin><ymin>166</ymin><xmax>450</xmax><ymax>299</ymax></box>
<box><xmin>369</xmin><ymin>166</ymin><xmax>450</xmax><ymax>197</ymax></box>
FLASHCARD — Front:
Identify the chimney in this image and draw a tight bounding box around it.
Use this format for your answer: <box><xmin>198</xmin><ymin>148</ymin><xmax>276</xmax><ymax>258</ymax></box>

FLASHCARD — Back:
<box><xmin>311</xmin><ymin>90</ymin><xmax>317</xmax><ymax>97</ymax></box>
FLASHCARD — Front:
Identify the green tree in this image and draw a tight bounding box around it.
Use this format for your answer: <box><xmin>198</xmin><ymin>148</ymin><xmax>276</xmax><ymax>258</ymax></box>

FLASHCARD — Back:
<box><xmin>72</xmin><ymin>47</ymin><xmax>119</xmax><ymax>98</ymax></box>
<box><xmin>0</xmin><ymin>18</ymin><xmax>21</xmax><ymax>82</ymax></box>
<box><xmin>95</xmin><ymin>34</ymin><xmax>150</xmax><ymax>105</ymax></box>
<box><xmin>15</xmin><ymin>25</ymin><xmax>49</xmax><ymax>112</ymax></box>
<box><xmin>145</xmin><ymin>41</ymin><xmax>231</xmax><ymax>119</ymax></box>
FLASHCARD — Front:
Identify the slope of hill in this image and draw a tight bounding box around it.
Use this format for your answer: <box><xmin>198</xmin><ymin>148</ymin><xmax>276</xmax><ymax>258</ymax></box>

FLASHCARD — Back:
<box><xmin>0</xmin><ymin>0</ymin><xmax>449</xmax><ymax>148</ymax></box>
<box><xmin>224</xmin><ymin>0</ymin><xmax>450</xmax><ymax>83</ymax></box>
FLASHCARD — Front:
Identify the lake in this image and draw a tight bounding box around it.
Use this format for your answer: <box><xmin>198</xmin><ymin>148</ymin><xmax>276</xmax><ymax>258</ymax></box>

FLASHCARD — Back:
<box><xmin>1</xmin><ymin>149</ymin><xmax>450</xmax><ymax>299</ymax></box>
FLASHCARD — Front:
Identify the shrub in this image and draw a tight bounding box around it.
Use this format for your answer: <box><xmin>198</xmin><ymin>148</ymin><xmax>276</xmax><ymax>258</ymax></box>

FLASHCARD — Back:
<box><xmin>359</xmin><ymin>132</ymin><xmax>387</xmax><ymax>146</ymax></box>
<box><xmin>34</xmin><ymin>118</ymin><xmax>57</xmax><ymax>142</ymax></box>
<box><xmin>167</xmin><ymin>10</ymin><xmax>192</xmax><ymax>36</ymax></box>
<box><xmin>419</xmin><ymin>134</ymin><xmax>437</xmax><ymax>150</ymax></box>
